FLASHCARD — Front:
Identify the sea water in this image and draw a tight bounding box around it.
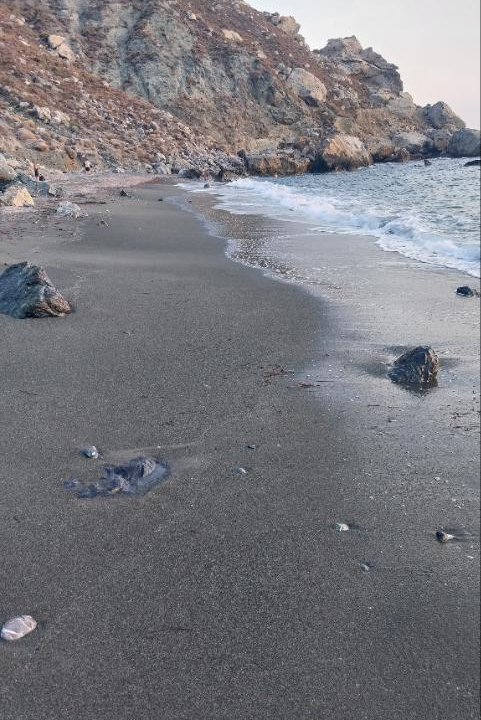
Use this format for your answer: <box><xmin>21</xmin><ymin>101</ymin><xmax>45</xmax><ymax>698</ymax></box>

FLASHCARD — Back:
<box><xmin>205</xmin><ymin>157</ymin><xmax>480</xmax><ymax>278</ymax></box>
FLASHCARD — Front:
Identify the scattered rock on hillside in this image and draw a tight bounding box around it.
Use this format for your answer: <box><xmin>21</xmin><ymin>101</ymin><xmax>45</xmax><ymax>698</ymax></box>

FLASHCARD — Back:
<box><xmin>222</xmin><ymin>29</ymin><xmax>243</xmax><ymax>43</ymax></box>
<box><xmin>0</xmin><ymin>262</ymin><xmax>71</xmax><ymax>319</ymax></box>
<box><xmin>447</xmin><ymin>128</ymin><xmax>481</xmax><ymax>158</ymax></box>
<box><xmin>0</xmin><ymin>184</ymin><xmax>34</xmax><ymax>207</ymax></box>
<box><xmin>389</xmin><ymin>347</ymin><xmax>439</xmax><ymax>386</ymax></box>
<box><xmin>424</xmin><ymin>101</ymin><xmax>465</xmax><ymax>131</ymax></box>
<box><xmin>286</xmin><ymin>68</ymin><xmax>327</xmax><ymax>106</ymax></box>
<box><xmin>0</xmin><ymin>153</ymin><xmax>17</xmax><ymax>183</ymax></box>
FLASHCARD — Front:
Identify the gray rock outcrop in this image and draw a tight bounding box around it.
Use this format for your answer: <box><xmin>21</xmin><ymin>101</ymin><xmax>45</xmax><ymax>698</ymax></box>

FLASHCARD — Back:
<box><xmin>315</xmin><ymin>134</ymin><xmax>372</xmax><ymax>171</ymax></box>
<box><xmin>286</xmin><ymin>68</ymin><xmax>327</xmax><ymax>107</ymax></box>
<box><xmin>447</xmin><ymin>128</ymin><xmax>481</xmax><ymax>158</ymax></box>
<box><xmin>424</xmin><ymin>101</ymin><xmax>465</xmax><ymax>131</ymax></box>
<box><xmin>0</xmin><ymin>262</ymin><xmax>71</xmax><ymax>319</ymax></box>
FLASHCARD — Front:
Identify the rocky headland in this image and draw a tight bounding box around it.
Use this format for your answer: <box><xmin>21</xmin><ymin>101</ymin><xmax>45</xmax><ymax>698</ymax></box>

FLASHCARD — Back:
<box><xmin>0</xmin><ymin>0</ymin><xmax>480</xmax><ymax>192</ymax></box>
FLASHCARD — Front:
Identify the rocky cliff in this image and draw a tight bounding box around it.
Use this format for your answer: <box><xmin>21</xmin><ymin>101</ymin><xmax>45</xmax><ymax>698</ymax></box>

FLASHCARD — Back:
<box><xmin>1</xmin><ymin>0</ymin><xmax>479</xmax><ymax>180</ymax></box>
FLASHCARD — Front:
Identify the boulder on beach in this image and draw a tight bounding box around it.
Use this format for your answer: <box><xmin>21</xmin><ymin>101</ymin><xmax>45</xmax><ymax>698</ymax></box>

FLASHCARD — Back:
<box><xmin>447</xmin><ymin>128</ymin><xmax>481</xmax><ymax>158</ymax></box>
<box><xmin>0</xmin><ymin>184</ymin><xmax>34</xmax><ymax>207</ymax></box>
<box><xmin>56</xmin><ymin>201</ymin><xmax>86</xmax><ymax>218</ymax></box>
<box><xmin>388</xmin><ymin>346</ymin><xmax>439</xmax><ymax>386</ymax></box>
<box><xmin>465</xmin><ymin>159</ymin><xmax>480</xmax><ymax>167</ymax></box>
<box><xmin>0</xmin><ymin>262</ymin><xmax>71</xmax><ymax>319</ymax></box>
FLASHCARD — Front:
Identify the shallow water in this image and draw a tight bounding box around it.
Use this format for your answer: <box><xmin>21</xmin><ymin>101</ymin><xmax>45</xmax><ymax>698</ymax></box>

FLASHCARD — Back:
<box><xmin>189</xmin><ymin>158</ymin><xmax>481</xmax><ymax>277</ymax></box>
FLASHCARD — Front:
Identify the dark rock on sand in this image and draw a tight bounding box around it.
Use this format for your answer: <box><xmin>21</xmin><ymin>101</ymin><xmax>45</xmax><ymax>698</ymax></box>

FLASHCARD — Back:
<box><xmin>66</xmin><ymin>456</ymin><xmax>170</xmax><ymax>498</ymax></box>
<box><xmin>464</xmin><ymin>159</ymin><xmax>481</xmax><ymax>167</ymax></box>
<box><xmin>456</xmin><ymin>286</ymin><xmax>479</xmax><ymax>297</ymax></box>
<box><xmin>389</xmin><ymin>346</ymin><xmax>439</xmax><ymax>386</ymax></box>
<box><xmin>0</xmin><ymin>262</ymin><xmax>71</xmax><ymax>319</ymax></box>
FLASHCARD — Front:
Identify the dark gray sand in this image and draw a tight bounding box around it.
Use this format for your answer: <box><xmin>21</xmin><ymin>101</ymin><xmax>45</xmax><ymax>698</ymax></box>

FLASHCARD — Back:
<box><xmin>0</xmin><ymin>181</ymin><xmax>479</xmax><ymax>720</ymax></box>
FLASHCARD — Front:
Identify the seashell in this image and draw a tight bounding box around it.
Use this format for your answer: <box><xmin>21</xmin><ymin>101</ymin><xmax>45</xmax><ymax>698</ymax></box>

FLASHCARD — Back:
<box><xmin>1</xmin><ymin>615</ymin><xmax>37</xmax><ymax>642</ymax></box>
<box><xmin>336</xmin><ymin>523</ymin><xmax>350</xmax><ymax>532</ymax></box>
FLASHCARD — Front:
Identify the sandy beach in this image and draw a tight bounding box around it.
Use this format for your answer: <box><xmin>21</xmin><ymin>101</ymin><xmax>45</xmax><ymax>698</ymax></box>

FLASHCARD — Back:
<box><xmin>0</xmin><ymin>179</ymin><xmax>479</xmax><ymax>720</ymax></box>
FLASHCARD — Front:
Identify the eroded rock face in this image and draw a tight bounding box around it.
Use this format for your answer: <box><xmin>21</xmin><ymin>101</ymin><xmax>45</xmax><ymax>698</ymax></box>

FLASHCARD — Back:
<box><xmin>316</xmin><ymin>36</ymin><xmax>403</xmax><ymax>95</ymax></box>
<box><xmin>447</xmin><ymin>128</ymin><xmax>481</xmax><ymax>158</ymax></box>
<box><xmin>0</xmin><ymin>262</ymin><xmax>71</xmax><ymax>319</ymax></box>
<box><xmin>365</xmin><ymin>137</ymin><xmax>396</xmax><ymax>162</ymax></box>
<box><xmin>315</xmin><ymin>134</ymin><xmax>372</xmax><ymax>171</ymax></box>
<box><xmin>424</xmin><ymin>101</ymin><xmax>465</xmax><ymax>131</ymax></box>
<box><xmin>245</xmin><ymin>152</ymin><xmax>310</xmax><ymax>176</ymax></box>
<box><xmin>389</xmin><ymin>347</ymin><xmax>439</xmax><ymax>386</ymax></box>
<box><xmin>392</xmin><ymin>131</ymin><xmax>432</xmax><ymax>156</ymax></box>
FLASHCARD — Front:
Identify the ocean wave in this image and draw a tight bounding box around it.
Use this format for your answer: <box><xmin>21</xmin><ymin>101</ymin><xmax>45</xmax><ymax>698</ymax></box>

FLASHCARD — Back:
<box><xmin>207</xmin><ymin>175</ymin><xmax>480</xmax><ymax>278</ymax></box>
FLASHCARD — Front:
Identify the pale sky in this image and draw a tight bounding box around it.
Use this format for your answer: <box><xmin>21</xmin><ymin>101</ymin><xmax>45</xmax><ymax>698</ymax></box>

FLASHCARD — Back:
<box><xmin>251</xmin><ymin>0</ymin><xmax>480</xmax><ymax>129</ymax></box>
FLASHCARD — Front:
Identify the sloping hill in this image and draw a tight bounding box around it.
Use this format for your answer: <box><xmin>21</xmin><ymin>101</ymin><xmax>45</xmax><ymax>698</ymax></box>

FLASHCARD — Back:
<box><xmin>1</xmin><ymin>0</ymin><xmax>477</xmax><ymax>179</ymax></box>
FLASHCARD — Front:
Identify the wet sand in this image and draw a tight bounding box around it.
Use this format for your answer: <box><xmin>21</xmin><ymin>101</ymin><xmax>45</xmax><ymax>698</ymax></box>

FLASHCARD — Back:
<box><xmin>0</xmin><ymin>180</ymin><xmax>479</xmax><ymax>720</ymax></box>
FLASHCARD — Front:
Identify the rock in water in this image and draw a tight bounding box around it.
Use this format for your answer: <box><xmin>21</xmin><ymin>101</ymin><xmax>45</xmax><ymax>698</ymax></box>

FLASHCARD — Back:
<box><xmin>389</xmin><ymin>346</ymin><xmax>439</xmax><ymax>386</ymax></box>
<box><xmin>1</xmin><ymin>615</ymin><xmax>37</xmax><ymax>642</ymax></box>
<box><xmin>465</xmin><ymin>159</ymin><xmax>481</xmax><ymax>167</ymax></box>
<box><xmin>66</xmin><ymin>456</ymin><xmax>170</xmax><ymax>498</ymax></box>
<box><xmin>0</xmin><ymin>262</ymin><xmax>71</xmax><ymax>319</ymax></box>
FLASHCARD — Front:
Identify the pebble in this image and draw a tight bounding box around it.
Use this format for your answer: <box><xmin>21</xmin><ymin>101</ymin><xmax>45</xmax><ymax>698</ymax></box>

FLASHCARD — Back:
<box><xmin>82</xmin><ymin>446</ymin><xmax>99</xmax><ymax>459</ymax></box>
<box><xmin>336</xmin><ymin>523</ymin><xmax>350</xmax><ymax>533</ymax></box>
<box><xmin>1</xmin><ymin>615</ymin><xmax>37</xmax><ymax>642</ymax></box>
<box><xmin>436</xmin><ymin>530</ymin><xmax>455</xmax><ymax>543</ymax></box>
<box><xmin>232</xmin><ymin>466</ymin><xmax>248</xmax><ymax>475</ymax></box>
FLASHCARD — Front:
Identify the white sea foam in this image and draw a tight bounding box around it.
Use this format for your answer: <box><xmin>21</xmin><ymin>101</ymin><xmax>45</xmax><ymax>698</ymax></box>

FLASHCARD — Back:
<box><xmin>187</xmin><ymin>158</ymin><xmax>480</xmax><ymax>277</ymax></box>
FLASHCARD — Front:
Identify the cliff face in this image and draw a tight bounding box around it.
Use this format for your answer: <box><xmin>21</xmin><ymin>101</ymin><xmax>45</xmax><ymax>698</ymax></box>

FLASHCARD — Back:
<box><xmin>1</xmin><ymin>0</ymin><xmax>477</xmax><ymax>178</ymax></box>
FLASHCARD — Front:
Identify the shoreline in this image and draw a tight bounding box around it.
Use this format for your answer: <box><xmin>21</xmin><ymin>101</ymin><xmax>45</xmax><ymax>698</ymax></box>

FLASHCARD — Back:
<box><xmin>0</xmin><ymin>178</ymin><xmax>479</xmax><ymax>719</ymax></box>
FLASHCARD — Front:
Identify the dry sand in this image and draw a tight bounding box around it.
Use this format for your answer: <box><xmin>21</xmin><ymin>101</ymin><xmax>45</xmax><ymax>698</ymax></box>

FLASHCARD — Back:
<box><xmin>0</xmin><ymin>179</ymin><xmax>479</xmax><ymax>720</ymax></box>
